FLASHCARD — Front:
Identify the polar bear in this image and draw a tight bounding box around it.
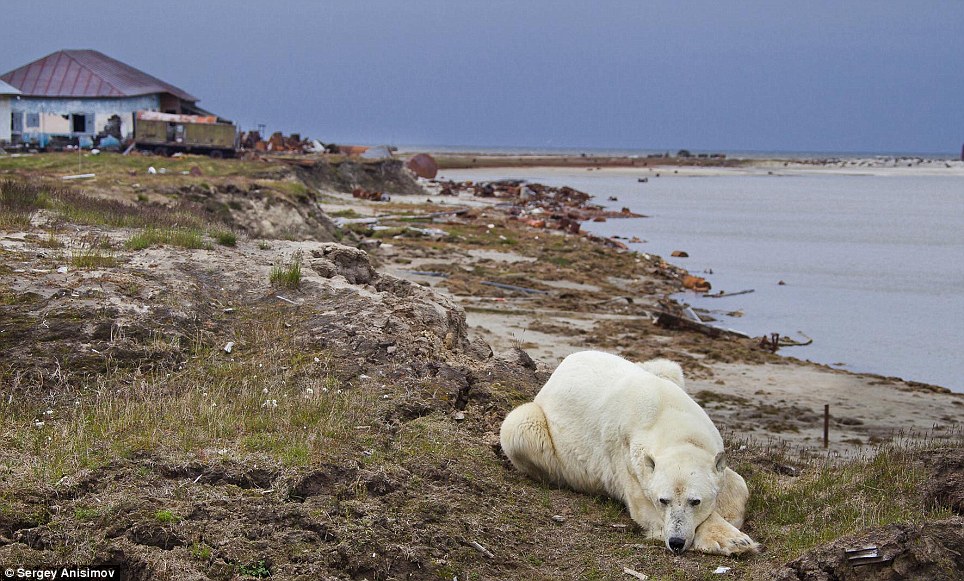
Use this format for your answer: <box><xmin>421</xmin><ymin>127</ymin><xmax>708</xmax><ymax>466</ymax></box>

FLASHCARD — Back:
<box><xmin>500</xmin><ymin>350</ymin><xmax>759</xmax><ymax>555</ymax></box>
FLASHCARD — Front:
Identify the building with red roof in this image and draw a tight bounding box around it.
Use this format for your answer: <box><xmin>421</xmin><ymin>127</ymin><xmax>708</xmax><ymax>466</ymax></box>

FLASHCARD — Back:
<box><xmin>1</xmin><ymin>50</ymin><xmax>214</xmax><ymax>146</ymax></box>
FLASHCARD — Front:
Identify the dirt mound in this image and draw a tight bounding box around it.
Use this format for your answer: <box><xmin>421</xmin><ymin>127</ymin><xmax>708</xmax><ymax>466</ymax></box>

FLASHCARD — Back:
<box><xmin>306</xmin><ymin>242</ymin><xmax>491</xmax><ymax>364</ymax></box>
<box><xmin>293</xmin><ymin>158</ymin><xmax>426</xmax><ymax>197</ymax></box>
<box><xmin>769</xmin><ymin>517</ymin><xmax>964</xmax><ymax>580</ymax></box>
<box><xmin>0</xmin><ymin>234</ymin><xmax>547</xmax><ymax>579</ymax></box>
<box><xmin>921</xmin><ymin>447</ymin><xmax>964</xmax><ymax>515</ymax></box>
<box><xmin>173</xmin><ymin>181</ymin><xmax>340</xmax><ymax>241</ymax></box>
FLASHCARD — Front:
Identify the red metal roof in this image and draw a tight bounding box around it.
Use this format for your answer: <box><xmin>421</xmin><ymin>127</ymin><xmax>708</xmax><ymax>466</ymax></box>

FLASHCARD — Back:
<box><xmin>0</xmin><ymin>50</ymin><xmax>198</xmax><ymax>102</ymax></box>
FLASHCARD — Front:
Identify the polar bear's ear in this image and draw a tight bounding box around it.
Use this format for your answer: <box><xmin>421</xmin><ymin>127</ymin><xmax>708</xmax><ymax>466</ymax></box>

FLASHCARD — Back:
<box><xmin>714</xmin><ymin>452</ymin><xmax>727</xmax><ymax>473</ymax></box>
<box><xmin>630</xmin><ymin>443</ymin><xmax>656</xmax><ymax>473</ymax></box>
<box><xmin>637</xmin><ymin>358</ymin><xmax>685</xmax><ymax>391</ymax></box>
<box><xmin>645</xmin><ymin>454</ymin><xmax>656</xmax><ymax>472</ymax></box>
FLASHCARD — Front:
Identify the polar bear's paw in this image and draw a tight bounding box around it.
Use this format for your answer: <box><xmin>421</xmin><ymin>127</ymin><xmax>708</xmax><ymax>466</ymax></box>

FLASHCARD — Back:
<box><xmin>694</xmin><ymin>514</ymin><xmax>761</xmax><ymax>556</ymax></box>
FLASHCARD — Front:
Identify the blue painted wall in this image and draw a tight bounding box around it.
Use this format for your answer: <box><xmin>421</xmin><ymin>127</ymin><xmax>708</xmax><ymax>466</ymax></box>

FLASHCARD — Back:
<box><xmin>11</xmin><ymin>94</ymin><xmax>161</xmax><ymax>145</ymax></box>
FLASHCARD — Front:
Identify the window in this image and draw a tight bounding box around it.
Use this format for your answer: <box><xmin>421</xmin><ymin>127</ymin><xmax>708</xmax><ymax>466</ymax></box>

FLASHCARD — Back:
<box><xmin>72</xmin><ymin>114</ymin><xmax>87</xmax><ymax>133</ymax></box>
<box><xmin>25</xmin><ymin>113</ymin><xmax>39</xmax><ymax>128</ymax></box>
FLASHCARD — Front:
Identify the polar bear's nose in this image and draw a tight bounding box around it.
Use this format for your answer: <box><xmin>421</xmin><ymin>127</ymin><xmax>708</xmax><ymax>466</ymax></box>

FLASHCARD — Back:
<box><xmin>668</xmin><ymin>537</ymin><xmax>686</xmax><ymax>554</ymax></box>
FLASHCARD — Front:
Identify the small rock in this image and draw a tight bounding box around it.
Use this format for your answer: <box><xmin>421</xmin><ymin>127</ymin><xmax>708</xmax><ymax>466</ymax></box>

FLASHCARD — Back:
<box><xmin>552</xmin><ymin>515</ymin><xmax>566</xmax><ymax>523</ymax></box>
<box><xmin>671</xmin><ymin>250</ymin><xmax>689</xmax><ymax>258</ymax></box>
<box><xmin>453</xmin><ymin>411</ymin><xmax>466</xmax><ymax>421</ymax></box>
<box><xmin>223</xmin><ymin>341</ymin><xmax>235</xmax><ymax>354</ymax></box>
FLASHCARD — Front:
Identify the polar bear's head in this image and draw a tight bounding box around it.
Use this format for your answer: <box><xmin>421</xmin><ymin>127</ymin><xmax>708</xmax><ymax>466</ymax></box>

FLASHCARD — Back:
<box><xmin>644</xmin><ymin>449</ymin><xmax>727</xmax><ymax>554</ymax></box>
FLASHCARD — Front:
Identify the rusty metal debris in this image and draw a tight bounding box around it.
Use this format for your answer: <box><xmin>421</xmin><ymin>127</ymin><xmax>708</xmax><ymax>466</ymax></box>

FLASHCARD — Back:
<box><xmin>431</xmin><ymin>179</ymin><xmax>641</xmax><ymax>243</ymax></box>
<box><xmin>760</xmin><ymin>333</ymin><xmax>782</xmax><ymax>353</ymax></box>
<box><xmin>241</xmin><ymin>131</ymin><xmax>311</xmax><ymax>153</ymax></box>
<box><xmin>352</xmin><ymin>188</ymin><xmax>390</xmax><ymax>202</ymax></box>
<box><xmin>406</xmin><ymin>153</ymin><xmax>439</xmax><ymax>179</ymax></box>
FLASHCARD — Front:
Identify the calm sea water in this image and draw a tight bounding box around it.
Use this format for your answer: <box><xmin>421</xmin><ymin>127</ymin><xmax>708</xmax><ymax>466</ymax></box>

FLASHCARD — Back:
<box><xmin>439</xmin><ymin>168</ymin><xmax>964</xmax><ymax>392</ymax></box>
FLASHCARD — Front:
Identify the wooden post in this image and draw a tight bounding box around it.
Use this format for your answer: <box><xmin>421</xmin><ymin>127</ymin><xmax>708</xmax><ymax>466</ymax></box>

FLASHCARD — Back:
<box><xmin>823</xmin><ymin>404</ymin><xmax>830</xmax><ymax>449</ymax></box>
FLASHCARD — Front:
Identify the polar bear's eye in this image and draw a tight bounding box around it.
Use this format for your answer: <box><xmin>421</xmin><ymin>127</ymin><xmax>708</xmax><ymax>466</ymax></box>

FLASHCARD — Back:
<box><xmin>689</xmin><ymin>499</ymin><xmax>701</xmax><ymax>506</ymax></box>
<box><xmin>658</xmin><ymin>498</ymin><xmax>670</xmax><ymax>506</ymax></box>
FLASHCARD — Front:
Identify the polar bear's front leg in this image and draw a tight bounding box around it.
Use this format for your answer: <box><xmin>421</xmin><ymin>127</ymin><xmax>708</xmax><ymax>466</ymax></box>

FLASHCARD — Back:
<box><xmin>693</xmin><ymin>512</ymin><xmax>760</xmax><ymax>556</ymax></box>
<box><xmin>716</xmin><ymin>467</ymin><xmax>751</xmax><ymax>528</ymax></box>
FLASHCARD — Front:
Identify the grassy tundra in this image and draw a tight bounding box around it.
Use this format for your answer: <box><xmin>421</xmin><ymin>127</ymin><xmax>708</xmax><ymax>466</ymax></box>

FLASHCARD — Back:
<box><xmin>0</xmin><ymin>153</ymin><xmax>961</xmax><ymax>579</ymax></box>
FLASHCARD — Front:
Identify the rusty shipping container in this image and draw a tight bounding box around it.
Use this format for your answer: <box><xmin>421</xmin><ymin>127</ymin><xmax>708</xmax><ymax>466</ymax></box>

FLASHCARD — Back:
<box><xmin>133</xmin><ymin>111</ymin><xmax>238</xmax><ymax>157</ymax></box>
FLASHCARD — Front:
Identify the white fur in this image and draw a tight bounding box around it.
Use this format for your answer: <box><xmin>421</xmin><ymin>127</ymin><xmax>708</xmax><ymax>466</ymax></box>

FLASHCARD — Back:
<box><xmin>500</xmin><ymin>350</ymin><xmax>759</xmax><ymax>555</ymax></box>
<box><xmin>636</xmin><ymin>358</ymin><xmax>685</xmax><ymax>391</ymax></box>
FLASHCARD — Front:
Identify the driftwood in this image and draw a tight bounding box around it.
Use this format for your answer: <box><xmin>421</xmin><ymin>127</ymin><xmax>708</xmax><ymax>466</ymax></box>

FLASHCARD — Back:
<box><xmin>404</xmin><ymin>270</ymin><xmax>450</xmax><ymax>278</ymax></box>
<box><xmin>655</xmin><ymin>309</ymin><xmax>750</xmax><ymax>339</ymax></box>
<box><xmin>703</xmin><ymin>289</ymin><xmax>755</xmax><ymax>299</ymax></box>
<box><xmin>759</xmin><ymin>332</ymin><xmax>813</xmax><ymax>352</ymax></box>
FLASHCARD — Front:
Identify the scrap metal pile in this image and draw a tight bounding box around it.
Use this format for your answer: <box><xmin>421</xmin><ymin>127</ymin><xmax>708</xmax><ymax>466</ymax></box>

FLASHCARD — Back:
<box><xmin>431</xmin><ymin>179</ymin><xmax>641</xmax><ymax>240</ymax></box>
<box><xmin>240</xmin><ymin>131</ymin><xmax>327</xmax><ymax>154</ymax></box>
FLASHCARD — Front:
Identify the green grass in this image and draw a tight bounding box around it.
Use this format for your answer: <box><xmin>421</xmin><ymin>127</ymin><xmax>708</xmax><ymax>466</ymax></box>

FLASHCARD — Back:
<box><xmin>211</xmin><ymin>228</ymin><xmax>237</xmax><ymax>247</ymax></box>
<box><xmin>740</xmin><ymin>439</ymin><xmax>957</xmax><ymax>567</ymax></box>
<box><xmin>0</xmin><ymin>310</ymin><xmax>373</xmax><ymax>483</ymax></box>
<box><xmin>71</xmin><ymin>246</ymin><xmax>117</xmax><ymax>269</ymax></box>
<box><xmin>191</xmin><ymin>542</ymin><xmax>213</xmax><ymax>561</ymax></box>
<box><xmin>237</xmin><ymin>560</ymin><xmax>271</xmax><ymax>578</ymax></box>
<box><xmin>1</xmin><ymin>175</ymin><xmax>212</xmax><ymax>232</ymax></box>
<box><xmin>265</xmin><ymin>178</ymin><xmax>312</xmax><ymax>202</ymax></box>
<box><xmin>154</xmin><ymin>509</ymin><xmax>180</xmax><ymax>524</ymax></box>
<box><xmin>269</xmin><ymin>252</ymin><xmax>302</xmax><ymax>289</ymax></box>
<box><xmin>328</xmin><ymin>209</ymin><xmax>361</xmax><ymax>219</ymax></box>
<box><xmin>73</xmin><ymin>506</ymin><xmax>99</xmax><ymax>521</ymax></box>
<box><xmin>0</xmin><ymin>151</ymin><xmax>269</xmax><ymax>179</ymax></box>
<box><xmin>126</xmin><ymin>227</ymin><xmax>208</xmax><ymax>250</ymax></box>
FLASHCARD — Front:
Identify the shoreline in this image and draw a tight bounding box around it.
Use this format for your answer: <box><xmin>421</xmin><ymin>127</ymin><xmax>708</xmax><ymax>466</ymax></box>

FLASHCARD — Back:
<box><xmin>354</xmin><ymin>176</ymin><xmax>964</xmax><ymax>454</ymax></box>
<box><xmin>405</xmin><ymin>149</ymin><xmax>964</xmax><ymax>173</ymax></box>
<box><xmin>431</xmin><ymin>163</ymin><xmax>964</xmax><ymax>392</ymax></box>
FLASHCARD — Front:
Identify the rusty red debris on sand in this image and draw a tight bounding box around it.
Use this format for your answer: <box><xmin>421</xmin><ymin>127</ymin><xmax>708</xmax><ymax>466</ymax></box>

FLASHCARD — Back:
<box><xmin>406</xmin><ymin>153</ymin><xmax>439</xmax><ymax>179</ymax></box>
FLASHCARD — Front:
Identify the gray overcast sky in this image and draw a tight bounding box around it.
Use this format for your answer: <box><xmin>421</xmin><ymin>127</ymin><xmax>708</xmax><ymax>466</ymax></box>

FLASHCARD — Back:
<box><xmin>3</xmin><ymin>1</ymin><xmax>962</xmax><ymax>154</ymax></box>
